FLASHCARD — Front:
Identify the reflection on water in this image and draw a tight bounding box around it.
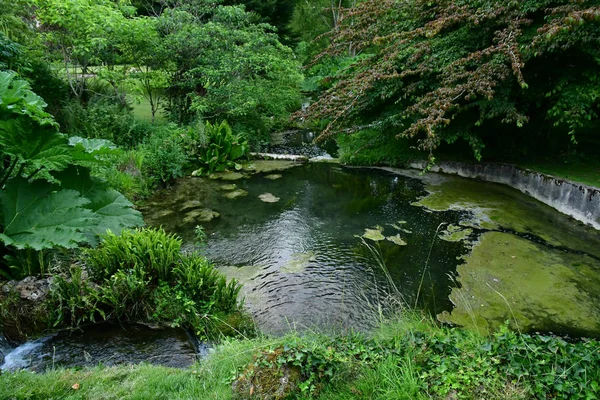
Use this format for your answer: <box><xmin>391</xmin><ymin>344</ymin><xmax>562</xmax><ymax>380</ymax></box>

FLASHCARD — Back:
<box><xmin>143</xmin><ymin>164</ymin><xmax>467</xmax><ymax>334</ymax></box>
<box><xmin>143</xmin><ymin>163</ymin><xmax>600</xmax><ymax>336</ymax></box>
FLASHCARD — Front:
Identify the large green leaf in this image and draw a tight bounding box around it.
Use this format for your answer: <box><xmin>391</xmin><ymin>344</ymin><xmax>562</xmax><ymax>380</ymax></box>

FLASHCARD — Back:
<box><xmin>0</xmin><ymin>177</ymin><xmax>97</xmax><ymax>250</ymax></box>
<box><xmin>69</xmin><ymin>136</ymin><xmax>121</xmax><ymax>164</ymax></box>
<box><xmin>53</xmin><ymin>166</ymin><xmax>144</xmax><ymax>243</ymax></box>
<box><xmin>0</xmin><ymin>117</ymin><xmax>71</xmax><ymax>173</ymax></box>
<box><xmin>0</xmin><ymin>71</ymin><xmax>56</xmax><ymax>126</ymax></box>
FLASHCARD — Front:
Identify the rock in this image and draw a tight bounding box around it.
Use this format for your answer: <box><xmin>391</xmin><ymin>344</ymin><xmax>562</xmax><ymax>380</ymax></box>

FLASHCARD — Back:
<box><xmin>182</xmin><ymin>209</ymin><xmax>220</xmax><ymax>223</ymax></box>
<box><xmin>180</xmin><ymin>200</ymin><xmax>202</xmax><ymax>212</ymax></box>
<box><xmin>232</xmin><ymin>347</ymin><xmax>302</xmax><ymax>400</ymax></box>
<box><xmin>208</xmin><ymin>172</ymin><xmax>246</xmax><ymax>181</ymax></box>
<box><xmin>2</xmin><ymin>276</ymin><xmax>52</xmax><ymax>302</ymax></box>
<box><xmin>224</xmin><ymin>189</ymin><xmax>248</xmax><ymax>200</ymax></box>
<box><xmin>243</xmin><ymin>160</ymin><xmax>302</xmax><ymax>174</ymax></box>
<box><xmin>258</xmin><ymin>193</ymin><xmax>280</xmax><ymax>203</ymax></box>
<box><xmin>264</xmin><ymin>174</ymin><xmax>282</xmax><ymax>180</ymax></box>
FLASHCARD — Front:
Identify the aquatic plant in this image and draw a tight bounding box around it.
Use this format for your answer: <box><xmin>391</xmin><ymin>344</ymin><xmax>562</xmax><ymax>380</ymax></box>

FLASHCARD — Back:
<box><xmin>192</xmin><ymin>120</ymin><xmax>249</xmax><ymax>175</ymax></box>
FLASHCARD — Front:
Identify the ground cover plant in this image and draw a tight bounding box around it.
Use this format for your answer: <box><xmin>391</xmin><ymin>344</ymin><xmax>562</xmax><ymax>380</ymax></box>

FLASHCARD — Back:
<box><xmin>1</xmin><ymin>314</ymin><xmax>598</xmax><ymax>399</ymax></box>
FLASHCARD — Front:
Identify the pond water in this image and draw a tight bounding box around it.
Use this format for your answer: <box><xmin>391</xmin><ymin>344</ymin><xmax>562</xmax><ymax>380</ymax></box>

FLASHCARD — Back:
<box><xmin>142</xmin><ymin>162</ymin><xmax>600</xmax><ymax>337</ymax></box>
<box><xmin>0</xmin><ymin>323</ymin><xmax>205</xmax><ymax>372</ymax></box>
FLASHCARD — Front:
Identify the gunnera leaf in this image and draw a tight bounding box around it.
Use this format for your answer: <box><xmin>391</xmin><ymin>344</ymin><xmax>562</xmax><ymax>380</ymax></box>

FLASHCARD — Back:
<box><xmin>0</xmin><ymin>177</ymin><xmax>97</xmax><ymax>250</ymax></box>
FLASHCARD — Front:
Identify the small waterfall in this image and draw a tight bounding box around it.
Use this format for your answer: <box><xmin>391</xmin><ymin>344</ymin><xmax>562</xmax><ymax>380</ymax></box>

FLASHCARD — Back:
<box><xmin>0</xmin><ymin>336</ymin><xmax>50</xmax><ymax>372</ymax></box>
<box><xmin>0</xmin><ymin>334</ymin><xmax>15</xmax><ymax>365</ymax></box>
<box><xmin>408</xmin><ymin>161</ymin><xmax>600</xmax><ymax>230</ymax></box>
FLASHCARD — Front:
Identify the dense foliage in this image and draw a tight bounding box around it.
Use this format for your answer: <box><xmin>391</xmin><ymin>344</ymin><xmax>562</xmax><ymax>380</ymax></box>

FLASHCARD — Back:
<box><xmin>0</xmin><ymin>228</ymin><xmax>249</xmax><ymax>340</ymax></box>
<box><xmin>302</xmin><ymin>0</ymin><xmax>600</xmax><ymax>161</ymax></box>
<box><xmin>0</xmin><ymin>72</ymin><xmax>142</xmax><ymax>258</ymax></box>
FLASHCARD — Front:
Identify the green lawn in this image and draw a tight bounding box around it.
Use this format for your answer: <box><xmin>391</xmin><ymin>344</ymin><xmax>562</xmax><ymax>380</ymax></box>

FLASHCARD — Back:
<box><xmin>130</xmin><ymin>96</ymin><xmax>165</xmax><ymax>123</ymax></box>
<box><xmin>519</xmin><ymin>160</ymin><xmax>600</xmax><ymax>188</ymax></box>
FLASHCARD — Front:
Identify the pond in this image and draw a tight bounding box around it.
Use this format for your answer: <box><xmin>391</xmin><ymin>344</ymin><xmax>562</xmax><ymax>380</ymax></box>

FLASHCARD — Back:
<box><xmin>142</xmin><ymin>162</ymin><xmax>600</xmax><ymax>337</ymax></box>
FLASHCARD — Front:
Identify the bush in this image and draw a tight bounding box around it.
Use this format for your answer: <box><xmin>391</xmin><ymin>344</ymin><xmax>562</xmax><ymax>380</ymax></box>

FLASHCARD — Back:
<box><xmin>139</xmin><ymin>124</ymin><xmax>189</xmax><ymax>184</ymax></box>
<box><xmin>337</xmin><ymin>129</ymin><xmax>423</xmax><ymax>166</ymax></box>
<box><xmin>61</xmin><ymin>100</ymin><xmax>138</xmax><ymax>147</ymax></box>
<box><xmin>55</xmin><ymin>228</ymin><xmax>248</xmax><ymax>336</ymax></box>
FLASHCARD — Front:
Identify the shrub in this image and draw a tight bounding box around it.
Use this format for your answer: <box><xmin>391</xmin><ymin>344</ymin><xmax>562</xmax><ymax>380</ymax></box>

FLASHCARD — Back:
<box><xmin>191</xmin><ymin>120</ymin><xmax>248</xmax><ymax>175</ymax></box>
<box><xmin>139</xmin><ymin>124</ymin><xmax>189</xmax><ymax>184</ymax></box>
<box><xmin>67</xmin><ymin>228</ymin><xmax>246</xmax><ymax>336</ymax></box>
<box><xmin>84</xmin><ymin>228</ymin><xmax>182</xmax><ymax>282</ymax></box>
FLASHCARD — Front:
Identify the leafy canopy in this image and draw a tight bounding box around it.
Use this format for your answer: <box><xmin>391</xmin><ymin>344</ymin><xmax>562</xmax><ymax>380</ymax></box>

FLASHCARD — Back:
<box><xmin>303</xmin><ymin>0</ymin><xmax>600</xmax><ymax>160</ymax></box>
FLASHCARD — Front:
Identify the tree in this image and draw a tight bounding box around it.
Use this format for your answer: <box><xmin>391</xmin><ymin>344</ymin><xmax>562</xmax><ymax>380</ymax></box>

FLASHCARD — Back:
<box><xmin>33</xmin><ymin>0</ymin><xmax>136</xmax><ymax>103</ymax></box>
<box><xmin>302</xmin><ymin>0</ymin><xmax>600</xmax><ymax>160</ymax></box>
<box><xmin>159</xmin><ymin>5</ymin><xmax>302</xmax><ymax>143</ymax></box>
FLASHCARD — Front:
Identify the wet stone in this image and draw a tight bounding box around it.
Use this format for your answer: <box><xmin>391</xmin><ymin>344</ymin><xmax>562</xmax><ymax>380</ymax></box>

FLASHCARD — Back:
<box><xmin>180</xmin><ymin>200</ymin><xmax>202</xmax><ymax>212</ymax></box>
<box><xmin>183</xmin><ymin>209</ymin><xmax>220</xmax><ymax>223</ymax></box>
<box><xmin>258</xmin><ymin>193</ymin><xmax>280</xmax><ymax>203</ymax></box>
<box><xmin>224</xmin><ymin>189</ymin><xmax>248</xmax><ymax>200</ymax></box>
<box><xmin>209</xmin><ymin>171</ymin><xmax>246</xmax><ymax>181</ymax></box>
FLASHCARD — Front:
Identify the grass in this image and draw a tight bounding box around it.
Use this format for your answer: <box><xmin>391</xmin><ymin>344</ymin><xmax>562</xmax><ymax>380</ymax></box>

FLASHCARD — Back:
<box><xmin>2</xmin><ymin>313</ymin><xmax>599</xmax><ymax>399</ymax></box>
<box><xmin>519</xmin><ymin>160</ymin><xmax>600</xmax><ymax>188</ymax></box>
<box><xmin>130</xmin><ymin>96</ymin><xmax>165</xmax><ymax>123</ymax></box>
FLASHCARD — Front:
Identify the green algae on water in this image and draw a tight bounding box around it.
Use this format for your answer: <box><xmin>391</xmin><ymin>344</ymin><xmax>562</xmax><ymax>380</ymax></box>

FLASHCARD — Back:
<box><xmin>280</xmin><ymin>252</ymin><xmax>316</xmax><ymax>274</ymax></box>
<box><xmin>182</xmin><ymin>209</ymin><xmax>220</xmax><ymax>223</ymax></box>
<box><xmin>438</xmin><ymin>232</ymin><xmax>600</xmax><ymax>337</ymax></box>
<box><xmin>411</xmin><ymin>174</ymin><xmax>600</xmax><ymax>258</ymax></box>
<box><xmin>438</xmin><ymin>225</ymin><xmax>473</xmax><ymax>242</ymax></box>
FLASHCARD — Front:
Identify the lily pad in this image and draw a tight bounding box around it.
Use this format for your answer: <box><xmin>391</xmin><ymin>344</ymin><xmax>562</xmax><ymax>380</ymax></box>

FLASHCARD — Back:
<box><xmin>386</xmin><ymin>234</ymin><xmax>407</xmax><ymax>246</ymax></box>
<box><xmin>362</xmin><ymin>226</ymin><xmax>385</xmax><ymax>241</ymax></box>
<box><xmin>259</xmin><ymin>193</ymin><xmax>280</xmax><ymax>203</ymax></box>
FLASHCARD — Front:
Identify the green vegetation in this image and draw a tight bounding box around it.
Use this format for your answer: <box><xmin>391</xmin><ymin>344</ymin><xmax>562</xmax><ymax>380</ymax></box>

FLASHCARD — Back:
<box><xmin>1</xmin><ymin>315</ymin><xmax>599</xmax><ymax>399</ymax></box>
<box><xmin>520</xmin><ymin>160</ymin><xmax>600</xmax><ymax>188</ymax></box>
<box><xmin>301</xmin><ymin>0</ymin><xmax>600</xmax><ymax>167</ymax></box>
<box><xmin>1</xmin><ymin>1</ymin><xmax>600</xmax><ymax>398</ymax></box>
<box><xmin>1</xmin><ymin>228</ymin><xmax>250</xmax><ymax>341</ymax></box>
